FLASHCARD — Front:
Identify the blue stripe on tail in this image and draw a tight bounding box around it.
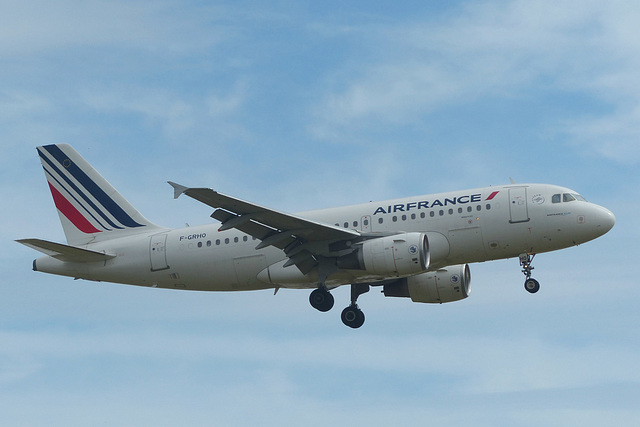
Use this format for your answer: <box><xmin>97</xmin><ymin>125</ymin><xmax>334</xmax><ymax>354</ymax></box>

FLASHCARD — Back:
<box><xmin>40</xmin><ymin>145</ymin><xmax>145</xmax><ymax>229</ymax></box>
<box><xmin>38</xmin><ymin>148</ymin><xmax>122</xmax><ymax>230</ymax></box>
<box><xmin>42</xmin><ymin>167</ymin><xmax>112</xmax><ymax>231</ymax></box>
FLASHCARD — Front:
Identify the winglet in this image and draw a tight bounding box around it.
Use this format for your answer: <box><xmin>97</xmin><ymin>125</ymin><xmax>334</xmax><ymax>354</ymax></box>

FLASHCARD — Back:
<box><xmin>168</xmin><ymin>181</ymin><xmax>189</xmax><ymax>199</ymax></box>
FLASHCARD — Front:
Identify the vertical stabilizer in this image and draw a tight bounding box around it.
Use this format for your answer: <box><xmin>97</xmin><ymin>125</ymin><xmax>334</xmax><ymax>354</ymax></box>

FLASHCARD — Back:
<box><xmin>37</xmin><ymin>144</ymin><xmax>160</xmax><ymax>245</ymax></box>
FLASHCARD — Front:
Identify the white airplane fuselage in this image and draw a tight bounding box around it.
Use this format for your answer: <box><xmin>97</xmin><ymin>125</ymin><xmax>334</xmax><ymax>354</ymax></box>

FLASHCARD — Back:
<box><xmin>34</xmin><ymin>183</ymin><xmax>615</xmax><ymax>291</ymax></box>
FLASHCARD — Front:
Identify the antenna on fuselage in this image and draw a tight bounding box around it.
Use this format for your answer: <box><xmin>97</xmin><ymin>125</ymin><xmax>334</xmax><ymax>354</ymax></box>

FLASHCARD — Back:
<box><xmin>509</xmin><ymin>177</ymin><xmax>516</xmax><ymax>184</ymax></box>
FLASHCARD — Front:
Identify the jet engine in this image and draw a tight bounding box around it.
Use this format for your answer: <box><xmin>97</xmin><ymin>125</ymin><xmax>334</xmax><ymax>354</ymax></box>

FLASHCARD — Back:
<box><xmin>383</xmin><ymin>264</ymin><xmax>471</xmax><ymax>303</ymax></box>
<box><xmin>338</xmin><ymin>232</ymin><xmax>429</xmax><ymax>277</ymax></box>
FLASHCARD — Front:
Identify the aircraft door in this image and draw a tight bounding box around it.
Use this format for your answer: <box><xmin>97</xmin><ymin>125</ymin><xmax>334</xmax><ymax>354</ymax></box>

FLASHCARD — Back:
<box><xmin>509</xmin><ymin>187</ymin><xmax>530</xmax><ymax>223</ymax></box>
<box><xmin>150</xmin><ymin>233</ymin><xmax>170</xmax><ymax>271</ymax></box>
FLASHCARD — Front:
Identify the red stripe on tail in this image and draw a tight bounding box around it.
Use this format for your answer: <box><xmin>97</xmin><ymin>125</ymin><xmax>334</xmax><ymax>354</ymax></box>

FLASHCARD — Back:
<box><xmin>48</xmin><ymin>183</ymin><xmax>102</xmax><ymax>234</ymax></box>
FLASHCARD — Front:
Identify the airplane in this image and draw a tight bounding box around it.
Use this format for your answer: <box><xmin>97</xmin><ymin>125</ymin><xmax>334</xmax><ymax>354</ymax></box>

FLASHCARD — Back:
<box><xmin>17</xmin><ymin>144</ymin><xmax>616</xmax><ymax>328</ymax></box>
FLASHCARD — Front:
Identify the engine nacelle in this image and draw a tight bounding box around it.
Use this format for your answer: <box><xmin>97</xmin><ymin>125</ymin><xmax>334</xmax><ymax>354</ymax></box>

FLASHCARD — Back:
<box><xmin>383</xmin><ymin>264</ymin><xmax>471</xmax><ymax>303</ymax></box>
<box><xmin>357</xmin><ymin>232</ymin><xmax>429</xmax><ymax>277</ymax></box>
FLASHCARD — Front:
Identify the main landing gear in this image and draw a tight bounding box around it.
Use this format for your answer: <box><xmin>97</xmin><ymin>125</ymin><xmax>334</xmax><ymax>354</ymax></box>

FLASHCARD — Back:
<box><xmin>341</xmin><ymin>284</ymin><xmax>369</xmax><ymax>329</ymax></box>
<box><xmin>309</xmin><ymin>283</ymin><xmax>370</xmax><ymax>329</ymax></box>
<box><xmin>519</xmin><ymin>253</ymin><xmax>540</xmax><ymax>294</ymax></box>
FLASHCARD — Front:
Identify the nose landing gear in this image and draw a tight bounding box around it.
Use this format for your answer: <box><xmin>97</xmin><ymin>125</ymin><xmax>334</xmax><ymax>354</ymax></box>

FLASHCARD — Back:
<box><xmin>520</xmin><ymin>253</ymin><xmax>540</xmax><ymax>293</ymax></box>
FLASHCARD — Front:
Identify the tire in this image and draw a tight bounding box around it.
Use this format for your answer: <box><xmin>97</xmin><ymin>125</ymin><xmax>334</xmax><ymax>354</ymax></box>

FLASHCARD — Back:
<box><xmin>341</xmin><ymin>306</ymin><xmax>365</xmax><ymax>329</ymax></box>
<box><xmin>524</xmin><ymin>278</ymin><xmax>540</xmax><ymax>294</ymax></box>
<box><xmin>309</xmin><ymin>288</ymin><xmax>334</xmax><ymax>312</ymax></box>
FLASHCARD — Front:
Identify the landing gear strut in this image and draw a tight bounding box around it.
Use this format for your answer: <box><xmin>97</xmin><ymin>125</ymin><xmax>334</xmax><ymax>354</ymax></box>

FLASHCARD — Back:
<box><xmin>519</xmin><ymin>253</ymin><xmax>540</xmax><ymax>294</ymax></box>
<box><xmin>341</xmin><ymin>284</ymin><xmax>369</xmax><ymax>329</ymax></box>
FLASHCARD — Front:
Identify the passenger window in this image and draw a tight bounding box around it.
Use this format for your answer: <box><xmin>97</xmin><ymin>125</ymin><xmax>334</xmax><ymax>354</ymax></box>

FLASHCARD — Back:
<box><xmin>458</xmin><ymin>208</ymin><xmax>463</xmax><ymax>214</ymax></box>
<box><xmin>439</xmin><ymin>210</ymin><xmax>444</xmax><ymax>216</ymax></box>
<box><xmin>364</xmin><ymin>219</ymin><xmax>369</xmax><ymax>226</ymax></box>
<box><xmin>467</xmin><ymin>206</ymin><xmax>472</xmax><ymax>213</ymax></box>
<box><xmin>234</xmin><ymin>237</ymin><xmax>239</xmax><ymax>243</ymax></box>
<box><xmin>353</xmin><ymin>221</ymin><xmax>358</xmax><ymax>227</ymax></box>
<box><xmin>486</xmin><ymin>204</ymin><xmax>491</xmax><ymax>210</ymax></box>
<box><xmin>344</xmin><ymin>222</ymin><xmax>349</xmax><ymax>228</ymax></box>
<box><xmin>393</xmin><ymin>216</ymin><xmax>398</xmax><ymax>222</ymax></box>
<box><xmin>225</xmin><ymin>238</ymin><xmax>230</xmax><ymax>244</ymax></box>
<box><xmin>243</xmin><ymin>236</ymin><xmax>248</xmax><ymax>242</ymax></box>
<box><xmin>552</xmin><ymin>194</ymin><xmax>561</xmax><ymax>203</ymax></box>
<box><xmin>207</xmin><ymin>240</ymin><xmax>212</xmax><ymax>247</ymax></box>
<box><xmin>477</xmin><ymin>205</ymin><xmax>481</xmax><ymax>211</ymax></box>
<box><xmin>420</xmin><ymin>212</ymin><xmax>425</xmax><ymax>219</ymax></box>
<box><xmin>216</xmin><ymin>239</ymin><xmax>221</xmax><ymax>245</ymax></box>
<box><xmin>430</xmin><ymin>211</ymin><xmax>435</xmax><ymax>217</ymax></box>
<box><xmin>401</xmin><ymin>215</ymin><xmax>407</xmax><ymax>221</ymax></box>
<box><xmin>378</xmin><ymin>218</ymin><xmax>384</xmax><ymax>224</ymax></box>
<box><xmin>197</xmin><ymin>241</ymin><xmax>202</xmax><ymax>248</ymax></box>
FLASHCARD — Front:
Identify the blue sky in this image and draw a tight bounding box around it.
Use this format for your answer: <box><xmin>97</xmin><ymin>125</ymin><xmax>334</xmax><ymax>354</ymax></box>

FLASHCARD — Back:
<box><xmin>2</xmin><ymin>0</ymin><xmax>639</xmax><ymax>425</ymax></box>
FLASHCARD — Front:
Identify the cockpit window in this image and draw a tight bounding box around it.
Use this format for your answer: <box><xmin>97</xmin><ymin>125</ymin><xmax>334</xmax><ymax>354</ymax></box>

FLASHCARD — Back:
<box><xmin>553</xmin><ymin>193</ymin><xmax>587</xmax><ymax>203</ymax></box>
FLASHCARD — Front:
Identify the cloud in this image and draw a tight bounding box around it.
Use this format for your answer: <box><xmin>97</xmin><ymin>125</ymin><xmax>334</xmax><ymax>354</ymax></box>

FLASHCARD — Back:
<box><xmin>0</xmin><ymin>0</ymin><xmax>227</xmax><ymax>55</ymax></box>
<box><xmin>312</xmin><ymin>0</ymin><xmax>640</xmax><ymax>164</ymax></box>
<box><xmin>3</xmin><ymin>325</ymin><xmax>637</xmax><ymax>395</ymax></box>
<box><xmin>0</xmin><ymin>91</ymin><xmax>52</xmax><ymax>119</ymax></box>
<box><xmin>565</xmin><ymin>106</ymin><xmax>640</xmax><ymax>165</ymax></box>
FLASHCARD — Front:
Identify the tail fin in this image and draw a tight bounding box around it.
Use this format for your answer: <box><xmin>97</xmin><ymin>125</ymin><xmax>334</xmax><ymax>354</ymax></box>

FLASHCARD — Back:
<box><xmin>37</xmin><ymin>144</ymin><xmax>160</xmax><ymax>245</ymax></box>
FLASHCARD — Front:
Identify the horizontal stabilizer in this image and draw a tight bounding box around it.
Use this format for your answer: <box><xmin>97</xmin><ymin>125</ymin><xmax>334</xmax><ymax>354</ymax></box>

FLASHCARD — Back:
<box><xmin>16</xmin><ymin>238</ymin><xmax>115</xmax><ymax>263</ymax></box>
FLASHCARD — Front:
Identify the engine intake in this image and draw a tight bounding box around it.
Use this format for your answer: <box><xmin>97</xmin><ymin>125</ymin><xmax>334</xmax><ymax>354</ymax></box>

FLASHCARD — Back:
<box><xmin>383</xmin><ymin>264</ymin><xmax>471</xmax><ymax>303</ymax></box>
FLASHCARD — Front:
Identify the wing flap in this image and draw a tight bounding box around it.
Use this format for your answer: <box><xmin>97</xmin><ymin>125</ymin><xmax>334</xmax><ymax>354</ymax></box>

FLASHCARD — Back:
<box><xmin>17</xmin><ymin>238</ymin><xmax>116</xmax><ymax>263</ymax></box>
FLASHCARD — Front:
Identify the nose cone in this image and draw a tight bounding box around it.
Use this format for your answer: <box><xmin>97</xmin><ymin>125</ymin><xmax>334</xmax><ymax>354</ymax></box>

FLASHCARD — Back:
<box><xmin>593</xmin><ymin>205</ymin><xmax>615</xmax><ymax>236</ymax></box>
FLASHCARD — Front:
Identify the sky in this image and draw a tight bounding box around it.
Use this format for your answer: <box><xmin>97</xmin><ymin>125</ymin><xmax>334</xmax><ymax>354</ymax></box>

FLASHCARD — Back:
<box><xmin>1</xmin><ymin>0</ymin><xmax>639</xmax><ymax>425</ymax></box>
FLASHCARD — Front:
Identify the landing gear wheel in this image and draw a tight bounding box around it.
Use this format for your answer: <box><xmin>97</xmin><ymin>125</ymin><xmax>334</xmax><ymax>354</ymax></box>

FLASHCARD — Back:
<box><xmin>524</xmin><ymin>278</ymin><xmax>540</xmax><ymax>294</ymax></box>
<box><xmin>309</xmin><ymin>288</ymin><xmax>334</xmax><ymax>312</ymax></box>
<box><xmin>341</xmin><ymin>305</ymin><xmax>365</xmax><ymax>329</ymax></box>
<box><xmin>519</xmin><ymin>253</ymin><xmax>540</xmax><ymax>294</ymax></box>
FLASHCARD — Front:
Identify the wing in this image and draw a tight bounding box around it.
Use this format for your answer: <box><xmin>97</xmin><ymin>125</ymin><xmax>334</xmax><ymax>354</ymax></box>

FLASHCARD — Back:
<box><xmin>168</xmin><ymin>182</ymin><xmax>361</xmax><ymax>274</ymax></box>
